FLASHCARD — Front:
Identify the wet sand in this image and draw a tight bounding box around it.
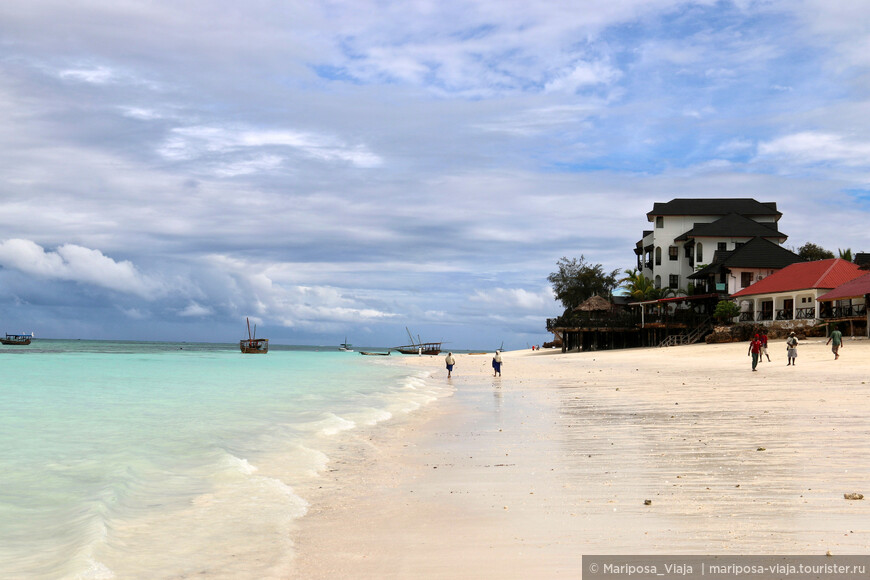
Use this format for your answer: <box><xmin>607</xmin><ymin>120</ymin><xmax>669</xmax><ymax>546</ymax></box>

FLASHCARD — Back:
<box><xmin>292</xmin><ymin>338</ymin><xmax>870</xmax><ymax>578</ymax></box>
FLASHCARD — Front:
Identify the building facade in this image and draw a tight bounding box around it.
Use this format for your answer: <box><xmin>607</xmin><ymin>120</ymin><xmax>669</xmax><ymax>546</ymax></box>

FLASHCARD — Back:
<box><xmin>635</xmin><ymin>199</ymin><xmax>785</xmax><ymax>293</ymax></box>
<box><xmin>730</xmin><ymin>258</ymin><xmax>864</xmax><ymax>323</ymax></box>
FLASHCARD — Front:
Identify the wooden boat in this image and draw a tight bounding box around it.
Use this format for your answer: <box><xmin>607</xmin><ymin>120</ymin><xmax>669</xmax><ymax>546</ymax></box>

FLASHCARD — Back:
<box><xmin>393</xmin><ymin>327</ymin><xmax>441</xmax><ymax>355</ymax></box>
<box><xmin>1</xmin><ymin>333</ymin><xmax>32</xmax><ymax>346</ymax></box>
<box><xmin>393</xmin><ymin>343</ymin><xmax>441</xmax><ymax>355</ymax></box>
<box><xmin>360</xmin><ymin>351</ymin><xmax>390</xmax><ymax>356</ymax></box>
<box><xmin>240</xmin><ymin>318</ymin><xmax>268</xmax><ymax>354</ymax></box>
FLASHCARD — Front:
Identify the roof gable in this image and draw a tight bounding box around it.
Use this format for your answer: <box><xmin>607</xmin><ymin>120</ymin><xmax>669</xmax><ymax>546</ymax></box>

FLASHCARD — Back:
<box><xmin>675</xmin><ymin>213</ymin><xmax>786</xmax><ymax>241</ymax></box>
<box><xmin>688</xmin><ymin>237</ymin><xmax>803</xmax><ymax>279</ymax></box>
<box><xmin>647</xmin><ymin>198</ymin><xmax>781</xmax><ymax>220</ymax></box>
<box><xmin>731</xmin><ymin>258</ymin><xmax>864</xmax><ymax>297</ymax></box>
<box><xmin>817</xmin><ymin>272</ymin><xmax>870</xmax><ymax>301</ymax></box>
<box><xmin>716</xmin><ymin>237</ymin><xmax>801</xmax><ymax>268</ymax></box>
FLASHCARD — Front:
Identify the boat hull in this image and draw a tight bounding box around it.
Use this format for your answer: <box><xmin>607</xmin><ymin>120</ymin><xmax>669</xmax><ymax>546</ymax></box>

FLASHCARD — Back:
<box><xmin>394</xmin><ymin>343</ymin><xmax>441</xmax><ymax>356</ymax></box>
<box><xmin>240</xmin><ymin>339</ymin><xmax>269</xmax><ymax>353</ymax></box>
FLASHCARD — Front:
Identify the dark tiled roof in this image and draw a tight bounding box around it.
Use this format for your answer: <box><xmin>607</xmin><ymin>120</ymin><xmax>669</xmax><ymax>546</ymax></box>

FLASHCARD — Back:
<box><xmin>647</xmin><ymin>198</ymin><xmax>781</xmax><ymax>220</ymax></box>
<box><xmin>688</xmin><ymin>238</ymin><xmax>802</xmax><ymax>279</ymax></box>
<box><xmin>674</xmin><ymin>213</ymin><xmax>786</xmax><ymax>242</ymax></box>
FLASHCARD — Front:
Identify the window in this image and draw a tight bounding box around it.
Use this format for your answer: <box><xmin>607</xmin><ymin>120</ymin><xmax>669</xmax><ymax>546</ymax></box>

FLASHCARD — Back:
<box><xmin>656</xmin><ymin>216</ymin><xmax>664</xmax><ymax>228</ymax></box>
<box><xmin>741</xmin><ymin>272</ymin><xmax>753</xmax><ymax>288</ymax></box>
<box><xmin>654</xmin><ymin>275</ymin><xmax>661</xmax><ymax>289</ymax></box>
<box><xmin>669</xmin><ymin>246</ymin><xmax>678</xmax><ymax>261</ymax></box>
<box><xmin>669</xmin><ymin>274</ymin><xmax>679</xmax><ymax>289</ymax></box>
<box><xmin>718</xmin><ymin>242</ymin><xmax>727</xmax><ymax>251</ymax></box>
<box><xmin>696</xmin><ymin>242</ymin><xmax>703</xmax><ymax>263</ymax></box>
<box><xmin>655</xmin><ymin>247</ymin><xmax>662</xmax><ymax>266</ymax></box>
<box><xmin>735</xmin><ymin>242</ymin><xmax>745</xmax><ymax>248</ymax></box>
<box><xmin>685</xmin><ymin>246</ymin><xmax>693</xmax><ymax>258</ymax></box>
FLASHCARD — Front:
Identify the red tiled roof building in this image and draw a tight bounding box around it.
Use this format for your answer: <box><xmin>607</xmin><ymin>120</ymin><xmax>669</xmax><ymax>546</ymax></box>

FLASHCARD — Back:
<box><xmin>730</xmin><ymin>259</ymin><xmax>864</xmax><ymax>324</ymax></box>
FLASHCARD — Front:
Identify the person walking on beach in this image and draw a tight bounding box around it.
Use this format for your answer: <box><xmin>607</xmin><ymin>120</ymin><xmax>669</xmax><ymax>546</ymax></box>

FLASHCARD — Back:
<box><xmin>786</xmin><ymin>332</ymin><xmax>798</xmax><ymax>366</ymax></box>
<box><xmin>760</xmin><ymin>331</ymin><xmax>771</xmax><ymax>362</ymax></box>
<box><xmin>492</xmin><ymin>351</ymin><xmax>503</xmax><ymax>377</ymax></box>
<box><xmin>826</xmin><ymin>326</ymin><xmax>844</xmax><ymax>360</ymax></box>
<box><xmin>445</xmin><ymin>352</ymin><xmax>456</xmax><ymax>378</ymax></box>
<box><xmin>748</xmin><ymin>334</ymin><xmax>762</xmax><ymax>371</ymax></box>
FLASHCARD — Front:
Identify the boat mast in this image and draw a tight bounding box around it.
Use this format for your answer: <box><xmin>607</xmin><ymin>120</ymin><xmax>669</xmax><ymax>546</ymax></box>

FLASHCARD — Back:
<box><xmin>247</xmin><ymin>317</ymin><xmax>253</xmax><ymax>340</ymax></box>
<box><xmin>406</xmin><ymin>326</ymin><xmax>417</xmax><ymax>346</ymax></box>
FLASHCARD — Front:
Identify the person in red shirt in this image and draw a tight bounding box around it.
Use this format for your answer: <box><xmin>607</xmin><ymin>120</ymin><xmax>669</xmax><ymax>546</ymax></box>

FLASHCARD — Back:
<box><xmin>759</xmin><ymin>331</ymin><xmax>771</xmax><ymax>362</ymax></box>
<box><xmin>747</xmin><ymin>334</ymin><xmax>762</xmax><ymax>371</ymax></box>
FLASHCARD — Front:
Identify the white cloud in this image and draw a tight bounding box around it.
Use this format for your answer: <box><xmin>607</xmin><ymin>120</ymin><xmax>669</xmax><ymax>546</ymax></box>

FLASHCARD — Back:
<box><xmin>470</xmin><ymin>287</ymin><xmax>555</xmax><ymax>312</ymax></box>
<box><xmin>0</xmin><ymin>239</ymin><xmax>162</xmax><ymax>298</ymax></box>
<box><xmin>213</xmin><ymin>155</ymin><xmax>284</xmax><ymax>177</ymax></box>
<box><xmin>758</xmin><ymin>131</ymin><xmax>870</xmax><ymax>167</ymax></box>
<box><xmin>119</xmin><ymin>307</ymin><xmax>148</xmax><ymax>319</ymax></box>
<box><xmin>204</xmin><ymin>254</ymin><xmax>397</xmax><ymax>327</ymax></box>
<box><xmin>716</xmin><ymin>138</ymin><xmax>755</xmax><ymax>155</ymax></box>
<box><xmin>179</xmin><ymin>302</ymin><xmax>213</xmax><ymax>317</ymax></box>
<box><xmin>58</xmin><ymin>65</ymin><xmax>114</xmax><ymax>84</ymax></box>
<box><xmin>120</xmin><ymin>107</ymin><xmax>163</xmax><ymax>120</ymax></box>
<box><xmin>158</xmin><ymin>126</ymin><xmax>382</xmax><ymax>169</ymax></box>
<box><xmin>544</xmin><ymin>61</ymin><xmax>622</xmax><ymax>93</ymax></box>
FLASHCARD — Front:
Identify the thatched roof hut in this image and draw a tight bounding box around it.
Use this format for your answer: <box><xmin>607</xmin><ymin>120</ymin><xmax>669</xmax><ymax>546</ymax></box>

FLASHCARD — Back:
<box><xmin>573</xmin><ymin>295</ymin><xmax>612</xmax><ymax>312</ymax></box>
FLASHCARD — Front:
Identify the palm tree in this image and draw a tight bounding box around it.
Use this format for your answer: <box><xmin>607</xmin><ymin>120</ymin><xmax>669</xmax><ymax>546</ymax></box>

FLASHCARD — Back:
<box><xmin>619</xmin><ymin>268</ymin><xmax>661</xmax><ymax>301</ymax></box>
<box><xmin>838</xmin><ymin>248</ymin><xmax>853</xmax><ymax>262</ymax></box>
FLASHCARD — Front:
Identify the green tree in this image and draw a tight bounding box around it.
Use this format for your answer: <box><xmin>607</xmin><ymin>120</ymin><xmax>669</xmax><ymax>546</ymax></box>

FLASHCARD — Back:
<box><xmin>548</xmin><ymin>256</ymin><xmax>620</xmax><ymax>311</ymax></box>
<box><xmin>838</xmin><ymin>248</ymin><xmax>853</xmax><ymax>261</ymax></box>
<box><xmin>798</xmin><ymin>242</ymin><xmax>835</xmax><ymax>261</ymax></box>
<box><xmin>713</xmin><ymin>300</ymin><xmax>740</xmax><ymax>323</ymax></box>
<box><xmin>619</xmin><ymin>268</ymin><xmax>661</xmax><ymax>301</ymax></box>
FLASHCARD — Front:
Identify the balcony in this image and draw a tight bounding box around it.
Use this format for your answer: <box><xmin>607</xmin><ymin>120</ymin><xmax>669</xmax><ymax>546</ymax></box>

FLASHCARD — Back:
<box><xmin>775</xmin><ymin>309</ymin><xmax>793</xmax><ymax>321</ymax></box>
<box><xmin>795</xmin><ymin>307</ymin><xmax>816</xmax><ymax>320</ymax></box>
<box><xmin>546</xmin><ymin>307</ymin><xmax>713</xmax><ymax>332</ymax></box>
<box><xmin>547</xmin><ymin>311</ymin><xmax>639</xmax><ymax>331</ymax></box>
<box><xmin>820</xmin><ymin>304</ymin><xmax>867</xmax><ymax>319</ymax></box>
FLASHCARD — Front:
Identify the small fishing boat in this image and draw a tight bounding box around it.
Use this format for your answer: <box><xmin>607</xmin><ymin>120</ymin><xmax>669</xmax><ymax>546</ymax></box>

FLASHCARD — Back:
<box><xmin>1</xmin><ymin>333</ymin><xmax>33</xmax><ymax>346</ymax></box>
<box><xmin>239</xmin><ymin>318</ymin><xmax>268</xmax><ymax>354</ymax></box>
<box><xmin>339</xmin><ymin>338</ymin><xmax>353</xmax><ymax>352</ymax></box>
<box><xmin>359</xmin><ymin>351</ymin><xmax>390</xmax><ymax>356</ymax></box>
<box><xmin>393</xmin><ymin>327</ymin><xmax>442</xmax><ymax>355</ymax></box>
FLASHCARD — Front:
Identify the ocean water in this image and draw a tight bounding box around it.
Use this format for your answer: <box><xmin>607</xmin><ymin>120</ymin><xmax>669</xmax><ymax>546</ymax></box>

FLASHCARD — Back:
<box><xmin>0</xmin><ymin>340</ymin><xmax>448</xmax><ymax>579</ymax></box>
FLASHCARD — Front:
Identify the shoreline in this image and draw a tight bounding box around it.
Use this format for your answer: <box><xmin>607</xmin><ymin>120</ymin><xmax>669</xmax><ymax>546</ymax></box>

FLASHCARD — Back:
<box><xmin>291</xmin><ymin>339</ymin><xmax>870</xmax><ymax>578</ymax></box>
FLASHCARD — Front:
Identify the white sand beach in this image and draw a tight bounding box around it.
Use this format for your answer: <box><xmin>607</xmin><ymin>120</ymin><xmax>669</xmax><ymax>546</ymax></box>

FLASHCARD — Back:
<box><xmin>292</xmin><ymin>338</ymin><xmax>870</xmax><ymax>579</ymax></box>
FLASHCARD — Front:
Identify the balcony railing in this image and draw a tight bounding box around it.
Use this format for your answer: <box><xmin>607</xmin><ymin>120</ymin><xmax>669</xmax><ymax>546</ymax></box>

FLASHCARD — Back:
<box><xmin>820</xmin><ymin>304</ymin><xmax>867</xmax><ymax>319</ymax></box>
<box><xmin>775</xmin><ymin>309</ymin><xmax>793</xmax><ymax>321</ymax></box>
<box><xmin>757</xmin><ymin>311</ymin><xmax>773</xmax><ymax>321</ymax></box>
<box><xmin>795</xmin><ymin>307</ymin><xmax>816</xmax><ymax>319</ymax></box>
<box><xmin>739</xmin><ymin>311</ymin><xmax>755</xmax><ymax>322</ymax></box>
<box><xmin>546</xmin><ymin>307</ymin><xmax>714</xmax><ymax>332</ymax></box>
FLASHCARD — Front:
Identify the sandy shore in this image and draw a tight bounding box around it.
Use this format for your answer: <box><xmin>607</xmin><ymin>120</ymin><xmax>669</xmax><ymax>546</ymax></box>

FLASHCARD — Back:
<box><xmin>291</xmin><ymin>337</ymin><xmax>870</xmax><ymax>578</ymax></box>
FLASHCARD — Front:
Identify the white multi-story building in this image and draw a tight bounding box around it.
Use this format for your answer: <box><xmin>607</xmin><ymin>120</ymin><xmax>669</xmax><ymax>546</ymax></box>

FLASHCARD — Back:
<box><xmin>635</xmin><ymin>198</ymin><xmax>787</xmax><ymax>292</ymax></box>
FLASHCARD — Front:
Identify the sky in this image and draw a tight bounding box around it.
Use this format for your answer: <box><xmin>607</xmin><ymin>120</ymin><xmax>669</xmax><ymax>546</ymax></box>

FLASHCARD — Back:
<box><xmin>1</xmin><ymin>0</ymin><xmax>869</xmax><ymax>349</ymax></box>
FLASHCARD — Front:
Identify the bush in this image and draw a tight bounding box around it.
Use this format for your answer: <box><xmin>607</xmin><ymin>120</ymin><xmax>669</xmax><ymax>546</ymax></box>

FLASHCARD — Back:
<box><xmin>713</xmin><ymin>300</ymin><xmax>740</xmax><ymax>323</ymax></box>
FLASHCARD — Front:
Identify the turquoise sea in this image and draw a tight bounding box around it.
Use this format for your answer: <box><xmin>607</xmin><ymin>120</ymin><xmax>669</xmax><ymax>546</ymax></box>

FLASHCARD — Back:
<box><xmin>0</xmin><ymin>340</ymin><xmax>448</xmax><ymax>579</ymax></box>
